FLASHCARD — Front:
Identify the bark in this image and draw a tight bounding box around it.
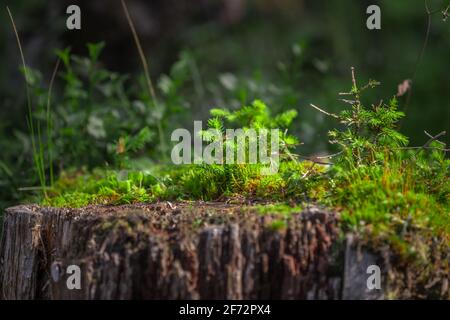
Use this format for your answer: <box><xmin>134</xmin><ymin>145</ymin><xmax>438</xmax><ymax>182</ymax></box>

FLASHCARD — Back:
<box><xmin>0</xmin><ymin>203</ymin><xmax>447</xmax><ymax>300</ymax></box>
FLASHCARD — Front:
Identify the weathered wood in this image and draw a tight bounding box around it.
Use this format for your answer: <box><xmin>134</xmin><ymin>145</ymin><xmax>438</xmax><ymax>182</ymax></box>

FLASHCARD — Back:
<box><xmin>0</xmin><ymin>205</ymin><xmax>43</xmax><ymax>299</ymax></box>
<box><xmin>0</xmin><ymin>203</ymin><xmax>448</xmax><ymax>300</ymax></box>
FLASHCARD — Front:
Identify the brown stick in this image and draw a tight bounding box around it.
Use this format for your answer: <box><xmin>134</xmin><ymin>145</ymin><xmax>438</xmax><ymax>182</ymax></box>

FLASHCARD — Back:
<box><xmin>309</xmin><ymin>104</ymin><xmax>339</xmax><ymax>119</ymax></box>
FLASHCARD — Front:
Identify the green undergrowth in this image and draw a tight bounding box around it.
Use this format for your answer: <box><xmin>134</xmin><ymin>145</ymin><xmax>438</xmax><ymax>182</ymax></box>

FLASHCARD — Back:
<box><xmin>42</xmin><ymin>160</ymin><xmax>325</xmax><ymax>207</ymax></box>
<box><xmin>43</xmin><ymin>151</ymin><xmax>449</xmax><ymax>237</ymax></box>
<box><xmin>33</xmin><ymin>68</ymin><xmax>450</xmax><ymax>259</ymax></box>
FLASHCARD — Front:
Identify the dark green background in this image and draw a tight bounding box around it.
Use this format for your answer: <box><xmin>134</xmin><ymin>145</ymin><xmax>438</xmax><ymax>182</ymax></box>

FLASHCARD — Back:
<box><xmin>1</xmin><ymin>0</ymin><xmax>449</xmax><ymax>210</ymax></box>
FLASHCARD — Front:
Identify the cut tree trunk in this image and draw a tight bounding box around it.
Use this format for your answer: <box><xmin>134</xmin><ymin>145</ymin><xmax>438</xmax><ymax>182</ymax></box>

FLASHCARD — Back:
<box><xmin>0</xmin><ymin>202</ymin><xmax>448</xmax><ymax>299</ymax></box>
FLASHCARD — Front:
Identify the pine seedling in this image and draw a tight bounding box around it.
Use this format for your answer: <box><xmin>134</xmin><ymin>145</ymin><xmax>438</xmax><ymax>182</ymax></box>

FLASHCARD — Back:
<box><xmin>312</xmin><ymin>67</ymin><xmax>408</xmax><ymax>167</ymax></box>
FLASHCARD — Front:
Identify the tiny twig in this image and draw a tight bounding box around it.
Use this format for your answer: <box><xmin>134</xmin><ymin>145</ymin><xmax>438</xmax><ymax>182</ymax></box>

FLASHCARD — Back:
<box><xmin>424</xmin><ymin>130</ymin><xmax>446</xmax><ymax>145</ymax></box>
<box><xmin>443</xmin><ymin>4</ymin><xmax>450</xmax><ymax>21</ymax></box>
<box><xmin>296</xmin><ymin>154</ymin><xmax>334</xmax><ymax>166</ymax></box>
<box><xmin>309</xmin><ymin>104</ymin><xmax>339</xmax><ymax>119</ymax></box>
<box><xmin>340</xmin><ymin>99</ymin><xmax>356</xmax><ymax>105</ymax></box>
<box><xmin>421</xmin><ymin>130</ymin><xmax>446</xmax><ymax>148</ymax></box>
<box><xmin>314</xmin><ymin>151</ymin><xmax>344</xmax><ymax>159</ymax></box>
<box><xmin>351</xmin><ymin>66</ymin><xmax>357</xmax><ymax>90</ymax></box>
<box><xmin>413</xmin><ymin>130</ymin><xmax>448</xmax><ymax>156</ymax></box>
<box><xmin>301</xmin><ymin>162</ymin><xmax>317</xmax><ymax>179</ymax></box>
<box><xmin>18</xmin><ymin>186</ymin><xmax>53</xmax><ymax>191</ymax></box>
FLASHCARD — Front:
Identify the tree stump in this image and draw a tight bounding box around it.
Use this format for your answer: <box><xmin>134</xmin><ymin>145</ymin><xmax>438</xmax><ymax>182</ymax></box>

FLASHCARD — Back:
<box><xmin>0</xmin><ymin>202</ymin><xmax>447</xmax><ymax>299</ymax></box>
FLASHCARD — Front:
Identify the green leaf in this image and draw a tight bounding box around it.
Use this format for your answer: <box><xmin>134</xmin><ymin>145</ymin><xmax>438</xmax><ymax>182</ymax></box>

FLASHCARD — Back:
<box><xmin>87</xmin><ymin>42</ymin><xmax>105</xmax><ymax>62</ymax></box>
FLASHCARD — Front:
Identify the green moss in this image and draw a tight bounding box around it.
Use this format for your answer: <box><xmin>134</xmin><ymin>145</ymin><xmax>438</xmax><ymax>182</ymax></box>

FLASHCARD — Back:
<box><xmin>268</xmin><ymin>219</ymin><xmax>288</xmax><ymax>231</ymax></box>
<box><xmin>41</xmin><ymin>81</ymin><xmax>449</xmax><ymax>259</ymax></box>
<box><xmin>327</xmin><ymin>156</ymin><xmax>449</xmax><ymax>238</ymax></box>
<box><xmin>255</xmin><ymin>203</ymin><xmax>303</xmax><ymax>216</ymax></box>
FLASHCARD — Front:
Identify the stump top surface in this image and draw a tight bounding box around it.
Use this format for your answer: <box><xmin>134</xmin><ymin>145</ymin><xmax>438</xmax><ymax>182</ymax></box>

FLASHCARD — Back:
<box><xmin>5</xmin><ymin>201</ymin><xmax>337</xmax><ymax>235</ymax></box>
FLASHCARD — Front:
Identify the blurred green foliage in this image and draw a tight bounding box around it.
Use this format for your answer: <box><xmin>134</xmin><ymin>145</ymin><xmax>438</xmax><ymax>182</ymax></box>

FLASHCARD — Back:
<box><xmin>1</xmin><ymin>0</ymin><xmax>449</xmax><ymax>213</ymax></box>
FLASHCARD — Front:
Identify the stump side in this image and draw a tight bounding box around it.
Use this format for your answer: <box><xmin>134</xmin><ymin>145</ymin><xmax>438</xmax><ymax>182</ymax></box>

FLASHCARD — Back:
<box><xmin>0</xmin><ymin>202</ymin><xmax>447</xmax><ymax>300</ymax></box>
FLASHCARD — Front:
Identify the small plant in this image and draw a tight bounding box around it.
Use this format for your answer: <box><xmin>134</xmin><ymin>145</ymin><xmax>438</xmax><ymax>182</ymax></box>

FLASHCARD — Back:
<box><xmin>113</xmin><ymin>127</ymin><xmax>153</xmax><ymax>169</ymax></box>
<box><xmin>205</xmin><ymin>99</ymin><xmax>299</xmax><ymax>161</ymax></box>
<box><xmin>309</xmin><ymin>68</ymin><xmax>449</xmax><ymax>248</ymax></box>
<box><xmin>311</xmin><ymin>68</ymin><xmax>408</xmax><ymax>168</ymax></box>
<box><xmin>179</xmin><ymin>100</ymin><xmax>300</xmax><ymax>200</ymax></box>
<box><xmin>53</xmin><ymin>43</ymin><xmax>158</xmax><ymax>169</ymax></box>
<box><xmin>21</xmin><ymin>42</ymin><xmax>193</xmax><ymax>180</ymax></box>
